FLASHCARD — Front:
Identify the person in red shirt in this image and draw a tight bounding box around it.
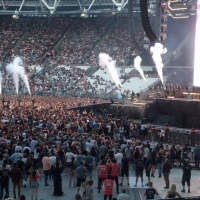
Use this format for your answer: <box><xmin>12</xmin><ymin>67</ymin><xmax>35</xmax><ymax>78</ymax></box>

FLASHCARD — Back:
<box><xmin>190</xmin><ymin>127</ymin><xmax>196</xmax><ymax>134</ymax></box>
<box><xmin>30</xmin><ymin>170</ymin><xmax>40</xmax><ymax>200</ymax></box>
<box><xmin>110</xmin><ymin>159</ymin><xmax>120</xmax><ymax>194</ymax></box>
<box><xmin>103</xmin><ymin>178</ymin><xmax>114</xmax><ymax>200</ymax></box>
<box><xmin>165</xmin><ymin>125</ymin><xmax>170</xmax><ymax>131</ymax></box>
<box><xmin>97</xmin><ymin>160</ymin><xmax>107</xmax><ymax>193</ymax></box>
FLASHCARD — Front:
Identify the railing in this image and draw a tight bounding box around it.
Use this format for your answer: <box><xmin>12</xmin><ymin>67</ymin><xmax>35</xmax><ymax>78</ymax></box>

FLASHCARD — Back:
<box><xmin>1</xmin><ymin>89</ymin><xmax>118</xmax><ymax>99</ymax></box>
<box><xmin>147</xmin><ymin>129</ymin><xmax>200</xmax><ymax>146</ymax></box>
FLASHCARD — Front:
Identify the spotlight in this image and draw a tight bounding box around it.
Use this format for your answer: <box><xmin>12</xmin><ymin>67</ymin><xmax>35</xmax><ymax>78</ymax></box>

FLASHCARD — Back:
<box><xmin>81</xmin><ymin>13</ymin><xmax>88</xmax><ymax>18</ymax></box>
<box><xmin>12</xmin><ymin>14</ymin><xmax>19</xmax><ymax>19</ymax></box>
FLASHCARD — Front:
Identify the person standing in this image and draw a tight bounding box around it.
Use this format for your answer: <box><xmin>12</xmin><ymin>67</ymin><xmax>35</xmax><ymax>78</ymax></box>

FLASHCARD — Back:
<box><xmin>119</xmin><ymin>154</ymin><xmax>130</xmax><ymax>186</ymax></box>
<box><xmin>117</xmin><ymin>189</ymin><xmax>130</xmax><ymax>200</ymax></box>
<box><xmin>30</xmin><ymin>170</ymin><xmax>40</xmax><ymax>200</ymax></box>
<box><xmin>113</xmin><ymin>125</ymin><xmax>119</xmax><ymax>138</ymax></box>
<box><xmin>145</xmin><ymin>154</ymin><xmax>152</xmax><ymax>186</ymax></box>
<box><xmin>66</xmin><ymin>149</ymin><xmax>74</xmax><ymax>176</ymax></box>
<box><xmin>97</xmin><ymin>160</ymin><xmax>107</xmax><ymax>193</ymax></box>
<box><xmin>49</xmin><ymin>152</ymin><xmax>56</xmax><ymax>179</ymax></box>
<box><xmin>144</xmin><ymin>182</ymin><xmax>158</xmax><ymax>199</ymax></box>
<box><xmin>140</xmin><ymin>122</ymin><xmax>146</xmax><ymax>140</ymax></box>
<box><xmin>157</xmin><ymin>152</ymin><xmax>163</xmax><ymax>178</ymax></box>
<box><xmin>76</xmin><ymin>161</ymin><xmax>87</xmax><ymax>194</ymax></box>
<box><xmin>151</xmin><ymin>151</ymin><xmax>157</xmax><ymax>178</ymax></box>
<box><xmin>69</xmin><ymin>157</ymin><xmax>77</xmax><ymax>187</ymax></box>
<box><xmin>194</xmin><ymin>145</ymin><xmax>200</xmax><ymax>168</ymax></box>
<box><xmin>85</xmin><ymin>152</ymin><xmax>94</xmax><ymax>180</ymax></box>
<box><xmin>134</xmin><ymin>155</ymin><xmax>144</xmax><ymax>187</ymax></box>
<box><xmin>143</xmin><ymin>145</ymin><xmax>150</xmax><ymax>165</ymax></box>
<box><xmin>99</xmin><ymin>143</ymin><xmax>107</xmax><ymax>160</ymax></box>
<box><xmin>0</xmin><ymin>164</ymin><xmax>10</xmax><ymax>199</ymax></box>
<box><xmin>181</xmin><ymin>160</ymin><xmax>192</xmax><ymax>193</ymax></box>
<box><xmin>42</xmin><ymin>153</ymin><xmax>50</xmax><ymax>186</ymax></box>
<box><xmin>30</xmin><ymin>138</ymin><xmax>38</xmax><ymax>155</ymax></box>
<box><xmin>103</xmin><ymin>177</ymin><xmax>114</xmax><ymax>200</ymax></box>
<box><xmin>10</xmin><ymin>163</ymin><xmax>22</xmax><ymax>200</ymax></box>
<box><xmin>159</xmin><ymin>128</ymin><xmax>165</xmax><ymax>143</ymax></box>
<box><xmin>115</xmin><ymin>149</ymin><xmax>123</xmax><ymax>172</ymax></box>
<box><xmin>163</xmin><ymin>159</ymin><xmax>171</xmax><ymax>189</ymax></box>
<box><xmin>53</xmin><ymin>162</ymin><xmax>64</xmax><ymax>196</ymax></box>
<box><xmin>110</xmin><ymin>160</ymin><xmax>120</xmax><ymax>194</ymax></box>
<box><xmin>85</xmin><ymin>180</ymin><xmax>94</xmax><ymax>200</ymax></box>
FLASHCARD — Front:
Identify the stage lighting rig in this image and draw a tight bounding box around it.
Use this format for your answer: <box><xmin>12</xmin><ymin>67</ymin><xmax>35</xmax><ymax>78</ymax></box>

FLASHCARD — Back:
<box><xmin>166</xmin><ymin>0</ymin><xmax>196</xmax><ymax>18</ymax></box>
<box><xmin>12</xmin><ymin>0</ymin><xmax>25</xmax><ymax>19</ymax></box>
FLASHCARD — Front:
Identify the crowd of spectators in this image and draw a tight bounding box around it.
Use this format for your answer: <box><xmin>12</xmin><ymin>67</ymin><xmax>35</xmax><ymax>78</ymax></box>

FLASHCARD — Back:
<box><xmin>0</xmin><ymin>15</ymin><xmax>144</xmax><ymax>68</ymax></box>
<box><xmin>98</xmin><ymin>15</ymin><xmax>143</xmax><ymax>66</ymax></box>
<box><xmin>47</xmin><ymin>17</ymin><xmax>113</xmax><ymax>66</ymax></box>
<box><xmin>0</xmin><ymin>97</ymin><xmax>197</xmax><ymax>199</ymax></box>
<box><xmin>0</xmin><ymin>16</ymin><xmax>31</xmax><ymax>62</ymax></box>
<box><xmin>1</xmin><ymin>63</ymin><xmax>118</xmax><ymax>97</ymax></box>
<box><xmin>17</xmin><ymin>16</ymin><xmax>72</xmax><ymax>65</ymax></box>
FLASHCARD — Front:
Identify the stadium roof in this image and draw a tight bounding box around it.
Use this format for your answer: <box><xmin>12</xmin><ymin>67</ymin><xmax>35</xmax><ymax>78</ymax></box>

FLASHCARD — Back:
<box><xmin>0</xmin><ymin>0</ymin><xmax>196</xmax><ymax>16</ymax></box>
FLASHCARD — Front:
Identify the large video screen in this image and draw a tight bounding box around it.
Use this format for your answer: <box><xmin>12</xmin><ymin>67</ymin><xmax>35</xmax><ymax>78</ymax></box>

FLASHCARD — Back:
<box><xmin>193</xmin><ymin>0</ymin><xmax>200</xmax><ymax>86</ymax></box>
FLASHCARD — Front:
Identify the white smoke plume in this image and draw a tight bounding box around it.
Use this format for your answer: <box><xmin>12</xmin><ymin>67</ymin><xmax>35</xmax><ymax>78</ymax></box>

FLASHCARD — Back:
<box><xmin>6</xmin><ymin>57</ymin><xmax>31</xmax><ymax>95</ymax></box>
<box><xmin>99</xmin><ymin>53</ymin><xmax>123</xmax><ymax>89</ymax></box>
<box><xmin>0</xmin><ymin>72</ymin><xmax>2</xmax><ymax>95</ymax></box>
<box><xmin>134</xmin><ymin>56</ymin><xmax>147</xmax><ymax>82</ymax></box>
<box><xmin>150</xmin><ymin>43</ymin><xmax>167</xmax><ymax>84</ymax></box>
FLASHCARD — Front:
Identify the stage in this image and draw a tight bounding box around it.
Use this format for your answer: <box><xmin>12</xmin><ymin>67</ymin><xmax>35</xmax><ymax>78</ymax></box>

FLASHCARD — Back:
<box><xmin>147</xmin><ymin>98</ymin><xmax>200</xmax><ymax>129</ymax></box>
<box><xmin>67</xmin><ymin>98</ymin><xmax>200</xmax><ymax>129</ymax></box>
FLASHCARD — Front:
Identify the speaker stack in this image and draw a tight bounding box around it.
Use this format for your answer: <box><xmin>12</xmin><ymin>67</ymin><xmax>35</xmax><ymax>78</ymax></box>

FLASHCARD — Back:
<box><xmin>140</xmin><ymin>0</ymin><xmax>157</xmax><ymax>42</ymax></box>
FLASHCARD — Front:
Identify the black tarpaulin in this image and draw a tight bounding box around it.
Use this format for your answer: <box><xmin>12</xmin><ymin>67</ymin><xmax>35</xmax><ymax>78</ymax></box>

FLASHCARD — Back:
<box><xmin>147</xmin><ymin>98</ymin><xmax>200</xmax><ymax>128</ymax></box>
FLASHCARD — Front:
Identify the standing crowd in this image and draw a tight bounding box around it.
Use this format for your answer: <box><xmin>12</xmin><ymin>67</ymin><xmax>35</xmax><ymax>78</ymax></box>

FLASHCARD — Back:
<box><xmin>0</xmin><ymin>95</ymin><xmax>197</xmax><ymax>200</ymax></box>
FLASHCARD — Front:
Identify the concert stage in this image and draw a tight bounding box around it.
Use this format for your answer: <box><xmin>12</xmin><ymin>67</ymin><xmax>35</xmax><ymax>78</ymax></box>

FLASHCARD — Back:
<box><xmin>147</xmin><ymin>98</ymin><xmax>200</xmax><ymax>129</ymax></box>
<box><xmin>68</xmin><ymin>100</ymin><xmax>149</xmax><ymax>119</ymax></box>
<box><xmin>110</xmin><ymin>99</ymin><xmax>149</xmax><ymax>119</ymax></box>
<box><xmin>67</xmin><ymin>98</ymin><xmax>200</xmax><ymax>129</ymax></box>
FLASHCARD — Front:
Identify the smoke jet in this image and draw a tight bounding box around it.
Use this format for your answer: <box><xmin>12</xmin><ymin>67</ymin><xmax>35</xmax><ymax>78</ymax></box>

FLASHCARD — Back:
<box><xmin>150</xmin><ymin>43</ymin><xmax>167</xmax><ymax>84</ymax></box>
<box><xmin>134</xmin><ymin>56</ymin><xmax>147</xmax><ymax>83</ymax></box>
<box><xmin>6</xmin><ymin>57</ymin><xmax>31</xmax><ymax>95</ymax></box>
<box><xmin>99</xmin><ymin>53</ymin><xmax>123</xmax><ymax>89</ymax></box>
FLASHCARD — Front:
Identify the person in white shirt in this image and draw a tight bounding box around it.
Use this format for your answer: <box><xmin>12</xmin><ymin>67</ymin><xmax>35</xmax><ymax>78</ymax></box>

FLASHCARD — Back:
<box><xmin>117</xmin><ymin>189</ymin><xmax>130</xmax><ymax>200</ymax></box>
<box><xmin>115</xmin><ymin>149</ymin><xmax>123</xmax><ymax>170</ymax></box>
<box><xmin>143</xmin><ymin>145</ymin><xmax>150</xmax><ymax>164</ymax></box>
<box><xmin>50</xmin><ymin>152</ymin><xmax>56</xmax><ymax>179</ymax></box>
<box><xmin>159</xmin><ymin>129</ymin><xmax>165</xmax><ymax>143</ymax></box>
<box><xmin>85</xmin><ymin>140</ymin><xmax>92</xmax><ymax>151</ymax></box>
<box><xmin>66</xmin><ymin>149</ymin><xmax>74</xmax><ymax>175</ymax></box>
<box><xmin>15</xmin><ymin>143</ymin><xmax>22</xmax><ymax>152</ymax></box>
<box><xmin>34</xmin><ymin>148</ymin><xmax>40</xmax><ymax>169</ymax></box>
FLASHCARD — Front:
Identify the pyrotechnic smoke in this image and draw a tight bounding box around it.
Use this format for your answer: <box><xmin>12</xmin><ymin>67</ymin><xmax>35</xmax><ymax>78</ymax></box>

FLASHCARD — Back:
<box><xmin>6</xmin><ymin>57</ymin><xmax>31</xmax><ymax>95</ymax></box>
<box><xmin>150</xmin><ymin>43</ymin><xmax>167</xmax><ymax>84</ymax></box>
<box><xmin>99</xmin><ymin>53</ymin><xmax>123</xmax><ymax>89</ymax></box>
<box><xmin>134</xmin><ymin>56</ymin><xmax>147</xmax><ymax>83</ymax></box>
<box><xmin>0</xmin><ymin>72</ymin><xmax>2</xmax><ymax>95</ymax></box>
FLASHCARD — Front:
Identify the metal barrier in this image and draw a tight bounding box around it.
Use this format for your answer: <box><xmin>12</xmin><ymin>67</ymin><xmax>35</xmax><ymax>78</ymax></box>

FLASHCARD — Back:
<box><xmin>147</xmin><ymin>129</ymin><xmax>200</xmax><ymax>146</ymax></box>
<box><xmin>1</xmin><ymin>89</ymin><xmax>117</xmax><ymax>99</ymax></box>
<box><xmin>160</xmin><ymin>197</ymin><xmax>200</xmax><ymax>200</ymax></box>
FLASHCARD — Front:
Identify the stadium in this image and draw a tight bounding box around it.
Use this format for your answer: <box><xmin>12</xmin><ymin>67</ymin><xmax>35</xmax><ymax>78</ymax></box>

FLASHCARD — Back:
<box><xmin>0</xmin><ymin>0</ymin><xmax>199</xmax><ymax>200</ymax></box>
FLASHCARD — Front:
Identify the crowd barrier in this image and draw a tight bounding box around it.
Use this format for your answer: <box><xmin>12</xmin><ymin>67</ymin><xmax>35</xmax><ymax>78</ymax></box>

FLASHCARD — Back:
<box><xmin>160</xmin><ymin>197</ymin><xmax>200</xmax><ymax>200</ymax></box>
<box><xmin>1</xmin><ymin>89</ymin><xmax>117</xmax><ymax>99</ymax></box>
<box><xmin>146</xmin><ymin>129</ymin><xmax>200</xmax><ymax>146</ymax></box>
